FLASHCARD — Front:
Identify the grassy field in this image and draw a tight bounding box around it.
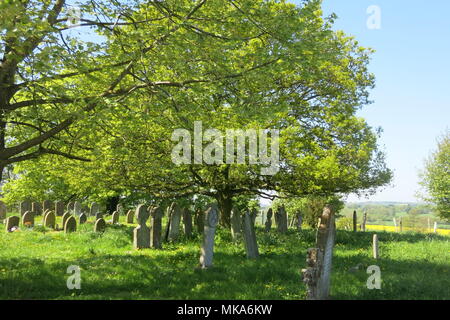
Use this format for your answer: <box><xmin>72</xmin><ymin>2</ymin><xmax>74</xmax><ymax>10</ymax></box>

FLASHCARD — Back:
<box><xmin>0</xmin><ymin>213</ymin><xmax>449</xmax><ymax>300</ymax></box>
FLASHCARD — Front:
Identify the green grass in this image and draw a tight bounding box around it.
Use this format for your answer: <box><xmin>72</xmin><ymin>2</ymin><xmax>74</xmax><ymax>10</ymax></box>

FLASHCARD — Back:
<box><xmin>0</xmin><ymin>213</ymin><xmax>449</xmax><ymax>300</ymax></box>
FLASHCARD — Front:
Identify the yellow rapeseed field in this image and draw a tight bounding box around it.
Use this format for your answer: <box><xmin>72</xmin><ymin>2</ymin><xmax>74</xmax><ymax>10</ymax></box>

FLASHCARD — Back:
<box><xmin>366</xmin><ymin>224</ymin><xmax>450</xmax><ymax>236</ymax></box>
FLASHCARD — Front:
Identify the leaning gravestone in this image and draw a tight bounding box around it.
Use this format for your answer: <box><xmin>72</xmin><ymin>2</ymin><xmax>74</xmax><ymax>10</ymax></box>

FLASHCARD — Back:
<box><xmin>302</xmin><ymin>205</ymin><xmax>336</xmax><ymax>300</ymax></box>
<box><xmin>43</xmin><ymin>211</ymin><xmax>56</xmax><ymax>229</ymax></box>
<box><xmin>20</xmin><ymin>200</ymin><xmax>31</xmax><ymax>217</ymax></box>
<box><xmin>32</xmin><ymin>202</ymin><xmax>42</xmax><ymax>216</ymax></box>
<box><xmin>264</xmin><ymin>208</ymin><xmax>273</xmax><ymax>232</ymax></box>
<box><xmin>42</xmin><ymin>200</ymin><xmax>53</xmax><ymax>213</ymax></box>
<box><xmin>195</xmin><ymin>209</ymin><xmax>205</xmax><ymax>234</ymax></box>
<box><xmin>73</xmin><ymin>201</ymin><xmax>82</xmax><ymax>216</ymax></box>
<box><xmin>79</xmin><ymin>213</ymin><xmax>87</xmax><ymax>224</ymax></box>
<box><xmin>150</xmin><ymin>206</ymin><xmax>163</xmax><ymax>249</ymax></box>
<box><xmin>94</xmin><ymin>218</ymin><xmax>106</xmax><ymax>232</ymax></box>
<box><xmin>22</xmin><ymin>211</ymin><xmax>35</xmax><ymax>227</ymax></box>
<box><xmin>55</xmin><ymin>201</ymin><xmax>65</xmax><ymax>216</ymax></box>
<box><xmin>230</xmin><ymin>208</ymin><xmax>242</xmax><ymax>242</ymax></box>
<box><xmin>133</xmin><ymin>204</ymin><xmax>150</xmax><ymax>249</ymax></box>
<box><xmin>275</xmin><ymin>206</ymin><xmax>288</xmax><ymax>233</ymax></box>
<box><xmin>126</xmin><ymin>210</ymin><xmax>134</xmax><ymax>224</ymax></box>
<box><xmin>90</xmin><ymin>202</ymin><xmax>100</xmax><ymax>217</ymax></box>
<box><xmin>199</xmin><ymin>205</ymin><xmax>219</xmax><ymax>268</ymax></box>
<box><xmin>6</xmin><ymin>216</ymin><xmax>20</xmax><ymax>232</ymax></box>
<box><xmin>182</xmin><ymin>208</ymin><xmax>193</xmax><ymax>238</ymax></box>
<box><xmin>242</xmin><ymin>211</ymin><xmax>259</xmax><ymax>259</ymax></box>
<box><xmin>62</xmin><ymin>212</ymin><xmax>71</xmax><ymax>228</ymax></box>
<box><xmin>111</xmin><ymin>211</ymin><xmax>119</xmax><ymax>224</ymax></box>
<box><xmin>167</xmin><ymin>203</ymin><xmax>182</xmax><ymax>241</ymax></box>
<box><xmin>0</xmin><ymin>201</ymin><xmax>6</xmax><ymax>220</ymax></box>
<box><xmin>64</xmin><ymin>216</ymin><xmax>77</xmax><ymax>233</ymax></box>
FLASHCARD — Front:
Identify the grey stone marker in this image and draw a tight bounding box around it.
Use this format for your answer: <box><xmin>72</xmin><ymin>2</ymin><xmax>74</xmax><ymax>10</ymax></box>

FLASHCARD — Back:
<box><xmin>275</xmin><ymin>206</ymin><xmax>288</xmax><ymax>233</ymax></box>
<box><xmin>42</xmin><ymin>200</ymin><xmax>53</xmax><ymax>213</ymax></box>
<box><xmin>55</xmin><ymin>201</ymin><xmax>65</xmax><ymax>216</ymax></box>
<box><xmin>90</xmin><ymin>202</ymin><xmax>99</xmax><ymax>217</ymax></box>
<box><xmin>73</xmin><ymin>201</ymin><xmax>82</xmax><ymax>216</ymax></box>
<box><xmin>6</xmin><ymin>216</ymin><xmax>20</xmax><ymax>232</ymax></box>
<box><xmin>199</xmin><ymin>205</ymin><xmax>219</xmax><ymax>268</ymax></box>
<box><xmin>242</xmin><ymin>211</ymin><xmax>259</xmax><ymax>259</ymax></box>
<box><xmin>0</xmin><ymin>201</ymin><xmax>6</xmax><ymax>220</ymax></box>
<box><xmin>43</xmin><ymin>211</ymin><xmax>56</xmax><ymax>229</ymax></box>
<box><xmin>62</xmin><ymin>212</ymin><xmax>71</xmax><ymax>228</ymax></box>
<box><xmin>22</xmin><ymin>211</ymin><xmax>35</xmax><ymax>227</ymax></box>
<box><xmin>126</xmin><ymin>210</ymin><xmax>134</xmax><ymax>224</ymax></box>
<box><xmin>79</xmin><ymin>213</ymin><xmax>87</xmax><ymax>224</ymax></box>
<box><xmin>167</xmin><ymin>203</ymin><xmax>182</xmax><ymax>241</ymax></box>
<box><xmin>264</xmin><ymin>208</ymin><xmax>273</xmax><ymax>232</ymax></box>
<box><xmin>116</xmin><ymin>203</ymin><xmax>124</xmax><ymax>215</ymax></box>
<box><xmin>20</xmin><ymin>200</ymin><xmax>31</xmax><ymax>217</ymax></box>
<box><xmin>94</xmin><ymin>218</ymin><xmax>106</xmax><ymax>232</ymax></box>
<box><xmin>111</xmin><ymin>211</ymin><xmax>119</xmax><ymax>224</ymax></box>
<box><xmin>32</xmin><ymin>202</ymin><xmax>42</xmax><ymax>216</ymax></box>
<box><xmin>67</xmin><ymin>201</ymin><xmax>75</xmax><ymax>213</ymax></box>
<box><xmin>64</xmin><ymin>216</ymin><xmax>77</xmax><ymax>233</ymax></box>
<box><xmin>133</xmin><ymin>204</ymin><xmax>150</xmax><ymax>249</ymax></box>
<box><xmin>352</xmin><ymin>210</ymin><xmax>357</xmax><ymax>232</ymax></box>
<box><xmin>230</xmin><ymin>208</ymin><xmax>242</xmax><ymax>242</ymax></box>
<box><xmin>361</xmin><ymin>211</ymin><xmax>367</xmax><ymax>232</ymax></box>
<box><xmin>150</xmin><ymin>206</ymin><xmax>163</xmax><ymax>249</ymax></box>
<box><xmin>182</xmin><ymin>208</ymin><xmax>193</xmax><ymax>238</ymax></box>
<box><xmin>195</xmin><ymin>209</ymin><xmax>205</xmax><ymax>234</ymax></box>
<box><xmin>373</xmin><ymin>234</ymin><xmax>379</xmax><ymax>259</ymax></box>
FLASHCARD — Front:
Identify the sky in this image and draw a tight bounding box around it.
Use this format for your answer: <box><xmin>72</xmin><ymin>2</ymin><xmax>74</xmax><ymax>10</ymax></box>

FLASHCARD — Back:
<box><xmin>296</xmin><ymin>0</ymin><xmax>450</xmax><ymax>203</ymax></box>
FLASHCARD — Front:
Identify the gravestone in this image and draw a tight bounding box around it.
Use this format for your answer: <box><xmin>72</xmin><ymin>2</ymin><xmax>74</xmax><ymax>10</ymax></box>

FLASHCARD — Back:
<box><xmin>42</xmin><ymin>200</ymin><xmax>53</xmax><ymax>213</ymax></box>
<box><xmin>199</xmin><ymin>205</ymin><xmax>219</xmax><ymax>268</ymax></box>
<box><xmin>116</xmin><ymin>203</ymin><xmax>124</xmax><ymax>215</ymax></box>
<box><xmin>32</xmin><ymin>202</ymin><xmax>42</xmax><ymax>216</ymax></box>
<box><xmin>230</xmin><ymin>208</ymin><xmax>242</xmax><ymax>242</ymax></box>
<box><xmin>182</xmin><ymin>208</ymin><xmax>193</xmax><ymax>238</ymax></box>
<box><xmin>434</xmin><ymin>222</ymin><xmax>437</xmax><ymax>233</ymax></box>
<box><xmin>67</xmin><ymin>201</ymin><xmax>75</xmax><ymax>213</ymax></box>
<box><xmin>79</xmin><ymin>213</ymin><xmax>87</xmax><ymax>224</ymax></box>
<box><xmin>43</xmin><ymin>210</ymin><xmax>56</xmax><ymax>229</ymax></box>
<box><xmin>73</xmin><ymin>201</ymin><xmax>82</xmax><ymax>216</ymax></box>
<box><xmin>62</xmin><ymin>212</ymin><xmax>71</xmax><ymax>228</ymax></box>
<box><xmin>64</xmin><ymin>216</ymin><xmax>77</xmax><ymax>233</ymax></box>
<box><xmin>302</xmin><ymin>205</ymin><xmax>336</xmax><ymax>300</ymax></box>
<box><xmin>167</xmin><ymin>203</ymin><xmax>182</xmax><ymax>241</ymax></box>
<box><xmin>20</xmin><ymin>200</ymin><xmax>31</xmax><ymax>216</ymax></box>
<box><xmin>90</xmin><ymin>202</ymin><xmax>100</xmax><ymax>217</ymax></box>
<box><xmin>361</xmin><ymin>211</ymin><xmax>367</xmax><ymax>232</ymax></box>
<box><xmin>265</xmin><ymin>208</ymin><xmax>273</xmax><ymax>232</ymax></box>
<box><xmin>94</xmin><ymin>218</ymin><xmax>106</xmax><ymax>232</ymax></box>
<box><xmin>111</xmin><ymin>211</ymin><xmax>119</xmax><ymax>224</ymax></box>
<box><xmin>55</xmin><ymin>201</ymin><xmax>65</xmax><ymax>216</ymax></box>
<box><xmin>275</xmin><ymin>206</ymin><xmax>288</xmax><ymax>233</ymax></box>
<box><xmin>22</xmin><ymin>211</ymin><xmax>34</xmax><ymax>227</ymax></box>
<box><xmin>353</xmin><ymin>210</ymin><xmax>357</xmax><ymax>232</ymax></box>
<box><xmin>150</xmin><ymin>206</ymin><xmax>163</xmax><ymax>249</ymax></box>
<box><xmin>242</xmin><ymin>211</ymin><xmax>259</xmax><ymax>259</ymax></box>
<box><xmin>6</xmin><ymin>216</ymin><xmax>20</xmax><ymax>232</ymax></box>
<box><xmin>373</xmin><ymin>234</ymin><xmax>379</xmax><ymax>259</ymax></box>
<box><xmin>95</xmin><ymin>212</ymin><xmax>103</xmax><ymax>221</ymax></box>
<box><xmin>195</xmin><ymin>209</ymin><xmax>205</xmax><ymax>234</ymax></box>
<box><xmin>133</xmin><ymin>204</ymin><xmax>150</xmax><ymax>249</ymax></box>
<box><xmin>126</xmin><ymin>210</ymin><xmax>134</xmax><ymax>223</ymax></box>
<box><xmin>0</xmin><ymin>201</ymin><xmax>6</xmax><ymax>220</ymax></box>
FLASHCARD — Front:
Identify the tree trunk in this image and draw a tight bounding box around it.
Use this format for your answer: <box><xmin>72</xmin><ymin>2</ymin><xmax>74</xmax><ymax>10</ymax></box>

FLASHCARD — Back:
<box><xmin>216</xmin><ymin>191</ymin><xmax>233</xmax><ymax>228</ymax></box>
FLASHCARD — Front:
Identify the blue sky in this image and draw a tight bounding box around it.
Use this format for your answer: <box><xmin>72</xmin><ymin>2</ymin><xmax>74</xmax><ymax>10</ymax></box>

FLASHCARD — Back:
<box><xmin>301</xmin><ymin>0</ymin><xmax>450</xmax><ymax>202</ymax></box>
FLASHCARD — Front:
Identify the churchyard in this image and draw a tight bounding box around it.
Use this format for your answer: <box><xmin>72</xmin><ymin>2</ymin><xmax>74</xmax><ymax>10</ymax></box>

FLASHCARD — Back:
<box><xmin>0</xmin><ymin>200</ymin><xmax>448</xmax><ymax>300</ymax></box>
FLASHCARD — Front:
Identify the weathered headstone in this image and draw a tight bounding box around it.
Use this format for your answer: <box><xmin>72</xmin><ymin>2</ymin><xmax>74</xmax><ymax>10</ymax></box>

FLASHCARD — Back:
<box><xmin>116</xmin><ymin>203</ymin><xmax>124</xmax><ymax>215</ymax></box>
<box><xmin>167</xmin><ymin>202</ymin><xmax>182</xmax><ymax>241</ymax></box>
<box><xmin>62</xmin><ymin>212</ymin><xmax>71</xmax><ymax>228</ymax></box>
<box><xmin>133</xmin><ymin>204</ymin><xmax>150</xmax><ymax>249</ymax></box>
<box><xmin>230</xmin><ymin>208</ymin><xmax>242</xmax><ymax>242</ymax></box>
<box><xmin>22</xmin><ymin>211</ymin><xmax>34</xmax><ymax>227</ymax></box>
<box><xmin>94</xmin><ymin>218</ymin><xmax>106</xmax><ymax>232</ymax></box>
<box><xmin>182</xmin><ymin>208</ymin><xmax>193</xmax><ymax>238</ymax></box>
<box><xmin>242</xmin><ymin>211</ymin><xmax>259</xmax><ymax>259</ymax></box>
<box><xmin>0</xmin><ymin>201</ymin><xmax>6</xmax><ymax>220</ymax></box>
<box><xmin>64</xmin><ymin>216</ymin><xmax>77</xmax><ymax>233</ymax></box>
<box><xmin>195</xmin><ymin>209</ymin><xmax>205</xmax><ymax>234</ymax></box>
<box><xmin>199</xmin><ymin>205</ymin><xmax>219</xmax><ymax>268</ymax></box>
<box><xmin>43</xmin><ymin>210</ymin><xmax>56</xmax><ymax>229</ymax></box>
<box><xmin>111</xmin><ymin>211</ymin><xmax>119</xmax><ymax>224</ymax></box>
<box><xmin>55</xmin><ymin>201</ymin><xmax>65</xmax><ymax>216</ymax></box>
<box><xmin>275</xmin><ymin>206</ymin><xmax>288</xmax><ymax>233</ymax></box>
<box><xmin>150</xmin><ymin>206</ymin><xmax>163</xmax><ymax>249</ymax></box>
<box><xmin>373</xmin><ymin>234</ymin><xmax>379</xmax><ymax>259</ymax></box>
<box><xmin>302</xmin><ymin>205</ymin><xmax>336</xmax><ymax>300</ymax></box>
<box><xmin>31</xmin><ymin>202</ymin><xmax>42</xmax><ymax>216</ymax></box>
<box><xmin>73</xmin><ymin>201</ymin><xmax>82</xmax><ymax>216</ymax></box>
<box><xmin>67</xmin><ymin>201</ymin><xmax>75</xmax><ymax>213</ymax></box>
<box><xmin>42</xmin><ymin>200</ymin><xmax>53</xmax><ymax>213</ymax></box>
<box><xmin>6</xmin><ymin>216</ymin><xmax>20</xmax><ymax>232</ymax></box>
<box><xmin>90</xmin><ymin>202</ymin><xmax>100</xmax><ymax>217</ymax></box>
<box><xmin>264</xmin><ymin>208</ymin><xmax>273</xmax><ymax>232</ymax></box>
<box><xmin>95</xmin><ymin>212</ymin><xmax>103</xmax><ymax>221</ymax></box>
<box><xmin>353</xmin><ymin>210</ymin><xmax>357</xmax><ymax>232</ymax></box>
<box><xmin>361</xmin><ymin>211</ymin><xmax>367</xmax><ymax>232</ymax></box>
<box><xmin>20</xmin><ymin>200</ymin><xmax>31</xmax><ymax>217</ymax></box>
<box><xmin>126</xmin><ymin>209</ymin><xmax>134</xmax><ymax>224</ymax></box>
<box><xmin>79</xmin><ymin>213</ymin><xmax>87</xmax><ymax>224</ymax></box>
